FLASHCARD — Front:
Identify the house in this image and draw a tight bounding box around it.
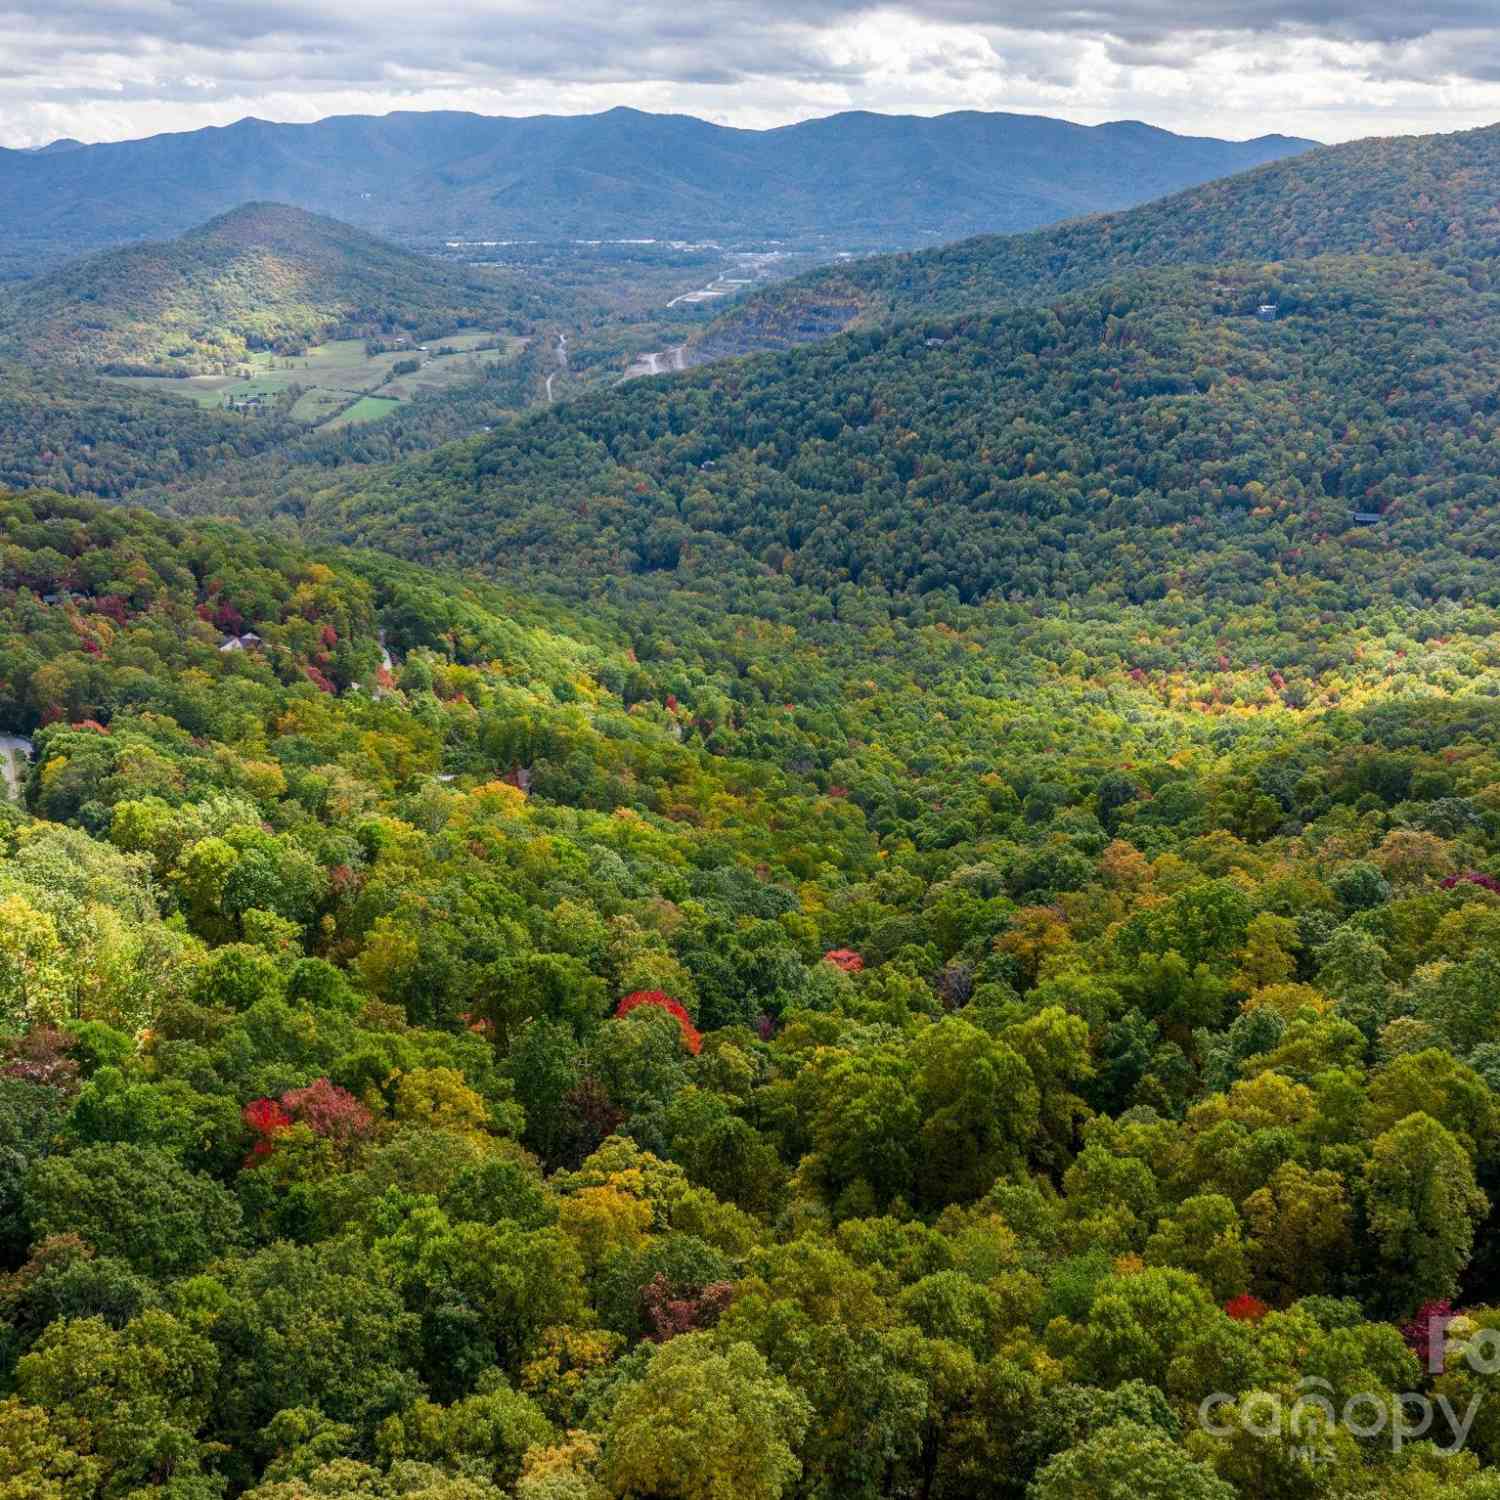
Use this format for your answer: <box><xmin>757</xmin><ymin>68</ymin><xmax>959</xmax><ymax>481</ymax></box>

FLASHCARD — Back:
<box><xmin>1351</xmin><ymin>512</ymin><xmax>1383</xmax><ymax>525</ymax></box>
<box><xmin>1255</xmin><ymin>304</ymin><xmax>1279</xmax><ymax>322</ymax></box>
<box><xmin>218</xmin><ymin>631</ymin><xmax>264</xmax><ymax>652</ymax></box>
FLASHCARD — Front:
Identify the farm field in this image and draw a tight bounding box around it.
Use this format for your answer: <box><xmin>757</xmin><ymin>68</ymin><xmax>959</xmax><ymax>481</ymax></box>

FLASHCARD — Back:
<box><xmin>101</xmin><ymin>331</ymin><xmax>524</xmax><ymax>428</ymax></box>
<box><xmin>320</xmin><ymin>394</ymin><xmax>401</xmax><ymax>428</ymax></box>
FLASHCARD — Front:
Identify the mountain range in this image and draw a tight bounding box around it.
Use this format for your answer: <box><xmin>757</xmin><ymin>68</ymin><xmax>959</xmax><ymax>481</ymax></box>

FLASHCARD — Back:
<box><xmin>0</xmin><ymin>202</ymin><xmax>537</xmax><ymax>372</ymax></box>
<box><xmin>0</xmin><ymin>107</ymin><xmax>1314</xmax><ymax>274</ymax></box>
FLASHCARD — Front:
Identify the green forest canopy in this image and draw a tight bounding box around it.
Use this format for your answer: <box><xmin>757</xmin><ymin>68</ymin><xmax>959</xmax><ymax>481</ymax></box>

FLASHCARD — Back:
<box><xmin>3</xmin><ymin>477</ymin><xmax>1500</xmax><ymax>1497</ymax></box>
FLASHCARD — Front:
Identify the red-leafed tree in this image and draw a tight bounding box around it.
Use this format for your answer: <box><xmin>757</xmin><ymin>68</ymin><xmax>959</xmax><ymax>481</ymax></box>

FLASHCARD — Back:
<box><xmin>242</xmin><ymin>1097</ymin><xmax>292</xmax><ymax>1164</ymax></box>
<box><xmin>615</xmin><ymin>990</ymin><xmax>702</xmax><ymax>1055</ymax></box>
<box><xmin>823</xmin><ymin>948</ymin><xmax>864</xmax><ymax>973</ymax></box>
<box><xmin>1402</xmin><ymin>1299</ymin><xmax>1456</xmax><ymax>1372</ymax></box>
<box><xmin>1224</xmin><ymin>1293</ymin><xmax>1269</xmax><ymax>1323</ymax></box>
<box><xmin>641</xmin><ymin>1272</ymin><xmax>735</xmax><ymax>1342</ymax></box>
<box><xmin>281</xmin><ymin>1077</ymin><xmax>375</xmax><ymax>1145</ymax></box>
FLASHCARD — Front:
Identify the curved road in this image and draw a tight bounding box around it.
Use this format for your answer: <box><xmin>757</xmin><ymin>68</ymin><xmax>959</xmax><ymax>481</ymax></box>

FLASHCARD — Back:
<box><xmin>545</xmin><ymin>332</ymin><xmax>569</xmax><ymax>403</ymax></box>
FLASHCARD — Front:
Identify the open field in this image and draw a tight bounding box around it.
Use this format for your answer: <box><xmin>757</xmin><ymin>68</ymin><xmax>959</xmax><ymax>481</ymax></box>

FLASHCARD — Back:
<box><xmin>287</xmin><ymin>387</ymin><xmax>352</xmax><ymax>424</ymax></box>
<box><xmin>102</xmin><ymin>332</ymin><xmax>524</xmax><ymax>428</ymax></box>
<box><xmin>321</xmin><ymin>395</ymin><xmax>401</xmax><ymax>429</ymax></box>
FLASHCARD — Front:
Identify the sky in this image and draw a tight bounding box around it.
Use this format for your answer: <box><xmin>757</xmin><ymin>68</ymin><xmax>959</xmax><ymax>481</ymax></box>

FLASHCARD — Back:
<box><xmin>0</xmin><ymin>1</ymin><xmax>1496</xmax><ymax>149</ymax></box>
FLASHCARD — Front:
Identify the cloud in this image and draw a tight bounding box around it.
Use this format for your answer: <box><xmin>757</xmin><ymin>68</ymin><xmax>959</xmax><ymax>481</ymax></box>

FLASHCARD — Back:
<box><xmin>0</xmin><ymin>0</ymin><xmax>1498</xmax><ymax>147</ymax></box>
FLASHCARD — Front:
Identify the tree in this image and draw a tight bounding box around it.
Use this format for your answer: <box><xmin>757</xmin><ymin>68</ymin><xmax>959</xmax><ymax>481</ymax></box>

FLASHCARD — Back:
<box><xmin>376</xmin><ymin>1376</ymin><xmax>553</xmax><ymax>1489</ymax></box>
<box><xmin>374</xmin><ymin>1201</ymin><xmax>586</xmax><ymax>1384</ymax></box>
<box><xmin>601</xmin><ymin>1334</ymin><xmax>810</xmax><ymax>1500</ymax></box>
<box><xmin>1363</xmin><ymin>1113</ymin><xmax>1488</xmax><ymax>1313</ymax></box>
<box><xmin>1142</xmin><ymin>1195</ymin><xmax>1249</xmax><ymax>1302</ymax></box>
<box><xmin>208</xmin><ymin>1240</ymin><xmax>422</xmax><ymax>1462</ymax></box>
<box><xmin>15</xmin><ymin>1310</ymin><xmax>219</xmax><ymax>1496</ymax></box>
<box><xmin>0</xmin><ymin>1395</ymin><xmax>100</xmax><ymax>1500</ymax></box>
<box><xmin>1242</xmin><ymin>1161</ymin><xmax>1351</xmax><ymax>1305</ymax></box>
<box><xmin>912</xmin><ymin>1017</ymin><xmax>1039</xmax><ymax>1207</ymax></box>
<box><xmin>1366</xmin><ymin>1050</ymin><xmax>1495</xmax><ymax>1155</ymax></box>
<box><xmin>1029</xmin><ymin>1421</ymin><xmax>1234</xmax><ymax>1500</ymax></box>
<box><xmin>1002</xmin><ymin>1006</ymin><xmax>1092</xmax><ymax>1170</ymax></box>
<box><xmin>0</xmin><ymin>892</ymin><xmax>69</xmax><ymax>1030</ymax></box>
<box><xmin>25</xmin><ymin>1142</ymin><xmax>241</xmax><ymax>1277</ymax></box>
<box><xmin>1063</xmin><ymin>1268</ymin><xmax>1221</xmax><ymax>1390</ymax></box>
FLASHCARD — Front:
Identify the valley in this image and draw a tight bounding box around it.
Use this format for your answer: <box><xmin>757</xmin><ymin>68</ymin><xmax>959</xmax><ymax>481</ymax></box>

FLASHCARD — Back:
<box><xmin>6</xmin><ymin>94</ymin><xmax>1500</xmax><ymax>1500</ymax></box>
<box><xmin>103</xmin><ymin>330</ymin><xmax>526</xmax><ymax>430</ymax></box>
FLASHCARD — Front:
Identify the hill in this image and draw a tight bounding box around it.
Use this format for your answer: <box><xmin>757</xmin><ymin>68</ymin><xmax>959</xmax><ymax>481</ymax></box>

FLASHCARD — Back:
<box><xmin>696</xmin><ymin>118</ymin><xmax>1500</xmax><ymax>360</ymax></box>
<box><xmin>0</xmin><ymin>107</ymin><xmax>1313</xmax><ymax>274</ymax></box>
<box><xmin>0</xmin><ymin>202</ymin><xmax>540</xmax><ymax>373</ymax></box>
<box><xmin>258</xmin><ymin>253</ymin><xmax>1500</xmax><ymax>616</ymax></box>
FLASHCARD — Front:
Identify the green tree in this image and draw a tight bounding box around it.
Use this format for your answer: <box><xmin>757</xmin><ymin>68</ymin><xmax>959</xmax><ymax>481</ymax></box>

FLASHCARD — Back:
<box><xmin>1029</xmin><ymin>1421</ymin><xmax>1234</xmax><ymax>1500</ymax></box>
<box><xmin>25</xmin><ymin>1143</ymin><xmax>241</xmax><ymax>1277</ymax></box>
<box><xmin>1363</xmin><ymin>1113</ymin><xmax>1488</xmax><ymax>1312</ymax></box>
<box><xmin>601</xmin><ymin>1334</ymin><xmax>810</xmax><ymax>1500</ymax></box>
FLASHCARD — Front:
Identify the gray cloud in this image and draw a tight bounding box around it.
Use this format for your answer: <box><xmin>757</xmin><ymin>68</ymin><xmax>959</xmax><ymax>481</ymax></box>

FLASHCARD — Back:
<box><xmin>0</xmin><ymin>0</ymin><xmax>1497</xmax><ymax>146</ymax></box>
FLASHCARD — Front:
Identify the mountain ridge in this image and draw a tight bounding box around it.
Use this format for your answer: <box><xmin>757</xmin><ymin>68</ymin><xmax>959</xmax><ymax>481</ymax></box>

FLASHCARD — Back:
<box><xmin>692</xmin><ymin>118</ymin><xmax>1500</xmax><ymax>361</ymax></box>
<box><xmin>0</xmin><ymin>106</ymin><xmax>1316</xmax><ymax>274</ymax></box>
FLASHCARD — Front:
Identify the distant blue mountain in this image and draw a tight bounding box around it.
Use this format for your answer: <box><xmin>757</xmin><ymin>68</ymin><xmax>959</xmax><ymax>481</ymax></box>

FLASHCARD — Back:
<box><xmin>0</xmin><ymin>106</ymin><xmax>1315</xmax><ymax>269</ymax></box>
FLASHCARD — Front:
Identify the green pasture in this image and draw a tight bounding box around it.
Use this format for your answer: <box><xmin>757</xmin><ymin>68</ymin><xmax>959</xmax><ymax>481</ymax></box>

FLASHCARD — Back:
<box><xmin>101</xmin><ymin>331</ymin><xmax>521</xmax><ymax>428</ymax></box>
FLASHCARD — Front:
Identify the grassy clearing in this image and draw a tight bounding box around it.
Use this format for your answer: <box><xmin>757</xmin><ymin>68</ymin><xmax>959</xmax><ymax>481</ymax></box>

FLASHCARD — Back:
<box><xmin>288</xmin><ymin>388</ymin><xmax>354</xmax><ymax>424</ymax></box>
<box><xmin>321</xmin><ymin>395</ymin><xmax>401</xmax><ymax>429</ymax></box>
<box><xmin>101</xmin><ymin>331</ymin><xmax>522</xmax><ymax>426</ymax></box>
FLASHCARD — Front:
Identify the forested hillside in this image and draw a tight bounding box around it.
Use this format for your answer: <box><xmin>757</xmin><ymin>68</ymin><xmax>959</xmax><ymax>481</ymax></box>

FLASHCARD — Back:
<box><xmin>7</xmin><ymin>482</ymin><xmax>1500</xmax><ymax>1498</ymax></box>
<box><xmin>0</xmin><ymin>345</ymin><xmax>549</xmax><ymax>502</ymax></box>
<box><xmin>0</xmin><ymin>204</ymin><xmax>538</xmax><ymax>373</ymax></box>
<box><xmin>0</xmin><ymin>363</ymin><xmax>300</xmax><ymax>497</ymax></box>
<box><xmin>228</xmin><ymin>254</ymin><xmax>1500</xmax><ymax>611</ymax></box>
<box><xmin>698</xmin><ymin>120</ymin><xmax>1500</xmax><ymax>359</ymax></box>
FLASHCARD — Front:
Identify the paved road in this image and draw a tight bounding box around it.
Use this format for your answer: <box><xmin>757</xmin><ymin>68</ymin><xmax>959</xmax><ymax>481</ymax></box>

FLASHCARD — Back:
<box><xmin>545</xmin><ymin>332</ymin><xmax>569</xmax><ymax>403</ymax></box>
<box><xmin>666</xmin><ymin>274</ymin><xmax>741</xmax><ymax>309</ymax></box>
<box><xmin>0</xmin><ymin>734</ymin><xmax>33</xmax><ymax>801</ymax></box>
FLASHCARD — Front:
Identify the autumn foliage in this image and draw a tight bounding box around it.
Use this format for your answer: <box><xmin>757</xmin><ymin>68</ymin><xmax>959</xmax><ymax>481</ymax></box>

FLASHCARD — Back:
<box><xmin>243</xmin><ymin>1078</ymin><xmax>373</xmax><ymax>1164</ymax></box>
<box><xmin>615</xmin><ymin>990</ymin><xmax>702</xmax><ymax>1054</ymax></box>
<box><xmin>1224</xmin><ymin>1293</ymin><xmax>1269</xmax><ymax>1323</ymax></box>
<box><xmin>282</xmin><ymin>1076</ymin><xmax>375</xmax><ymax>1144</ymax></box>
<box><xmin>641</xmin><ymin>1272</ymin><xmax>735</xmax><ymax>1342</ymax></box>
<box><xmin>242</xmin><ymin>1096</ymin><xmax>292</xmax><ymax>1164</ymax></box>
<box><xmin>1402</xmin><ymin>1299</ymin><xmax>1456</xmax><ymax>1372</ymax></box>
